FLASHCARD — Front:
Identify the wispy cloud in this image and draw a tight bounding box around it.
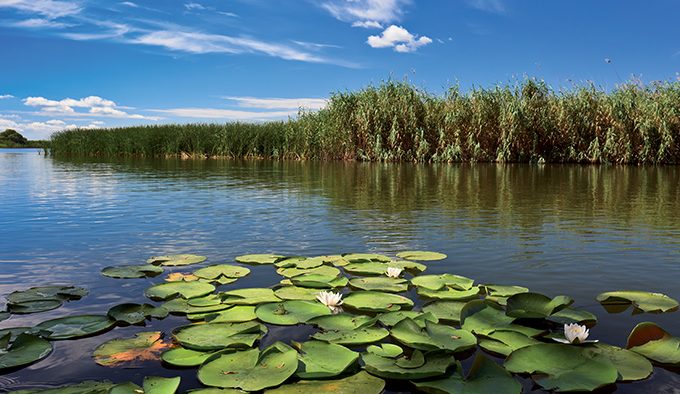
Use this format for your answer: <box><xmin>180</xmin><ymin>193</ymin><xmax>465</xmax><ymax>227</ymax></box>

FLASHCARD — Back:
<box><xmin>321</xmin><ymin>0</ymin><xmax>409</xmax><ymax>25</ymax></box>
<box><xmin>367</xmin><ymin>25</ymin><xmax>431</xmax><ymax>52</ymax></box>
<box><xmin>149</xmin><ymin>107</ymin><xmax>297</xmax><ymax>121</ymax></box>
<box><xmin>0</xmin><ymin>94</ymin><xmax>14</xmax><ymax>100</ymax></box>
<box><xmin>0</xmin><ymin>0</ymin><xmax>82</xmax><ymax>19</ymax></box>
<box><xmin>0</xmin><ymin>115</ymin><xmax>103</xmax><ymax>139</ymax></box>
<box><xmin>11</xmin><ymin>18</ymin><xmax>72</xmax><ymax>29</ymax></box>
<box><xmin>23</xmin><ymin>95</ymin><xmax>157</xmax><ymax>120</ymax></box>
<box><xmin>223</xmin><ymin>96</ymin><xmax>327</xmax><ymax>110</ymax></box>
<box><xmin>292</xmin><ymin>40</ymin><xmax>341</xmax><ymax>51</ymax></box>
<box><xmin>184</xmin><ymin>2</ymin><xmax>205</xmax><ymax>11</ymax></box>
<box><xmin>352</xmin><ymin>20</ymin><xmax>383</xmax><ymax>29</ymax></box>
<box><xmin>119</xmin><ymin>1</ymin><xmax>138</xmax><ymax>8</ymax></box>
<box><xmin>467</xmin><ymin>0</ymin><xmax>505</xmax><ymax>14</ymax></box>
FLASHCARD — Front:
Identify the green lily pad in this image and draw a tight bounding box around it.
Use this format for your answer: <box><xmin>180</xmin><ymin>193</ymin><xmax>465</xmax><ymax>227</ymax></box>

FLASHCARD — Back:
<box><xmin>377</xmin><ymin>311</ymin><xmax>438</xmax><ymax>327</ymax></box>
<box><xmin>93</xmin><ymin>331</ymin><xmax>170</xmax><ymax>366</ymax></box>
<box><xmin>101</xmin><ymin>264</ymin><xmax>163</xmax><ymax>279</ymax></box>
<box><xmin>7</xmin><ymin>286</ymin><xmax>88</xmax><ymax>314</ymax></box>
<box><xmin>395</xmin><ymin>350</ymin><xmax>425</xmax><ymax>368</ymax></box>
<box><xmin>505</xmin><ymin>292</ymin><xmax>573</xmax><ymax>319</ymax></box>
<box><xmin>0</xmin><ymin>333</ymin><xmax>52</xmax><ymax>371</ymax></box>
<box><xmin>344</xmin><ymin>261</ymin><xmax>426</xmax><ymax>276</ymax></box>
<box><xmin>626</xmin><ymin>322</ymin><xmax>680</xmax><ymax>366</ymax></box>
<box><xmin>391</xmin><ymin>319</ymin><xmax>477</xmax><ymax>353</ymax></box>
<box><xmin>417</xmin><ymin>286</ymin><xmax>481</xmax><ymax>301</ymax></box>
<box><xmin>587</xmin><ymin>343</ymin><xmax>653</xmax><ymax>381</ymax></box>
<box><xmin>504</xmin><ymin>343</ymin><xmax>618</xmax><ymax>392</ymax></box>
<box><xmin>278</xmin><ymin>265</ymin><xmax>342</xmax><ymax>279</ymax></box>
<box><xmin>188</xmin><ymin>390</ymin><xmax>245</xmax><ymax>394</ymax></box>
<box><xmin>547</xmin><ymin>307</ymin><xmax>598</xmax><ymax>325</ymax></box>
<box><xmin>478</xmin><ymin>330</ymin><xmax>540</xmax><ymax>356</ymax></box>
<box><xmin>412</xmin><ymin>274</ymin><xmax>474</xmax><ymax>291</ymax></box>
<box><xmin>343</xmin><ymin>291</ymin><xmax>413</xmax><ymax>312</ymax></box>
<box><xmin>173</xmin><ymin>321</ymin><xmax>267</xmax><ymax>351</ymax></box>
<box><xmin>223</xmin><ymin>288</ymin><xmax>282</xmax><ymax>305</ymax></box>
<box><xmin>141</xmin><ymin>376</ymin><xmax>181</xmax><ymax>394</ymax></box>
<box><xmin>207</xmin><ymin>306</ymin><xmax>257</xmax><ymax>323</ymax></box>
<box><xmin>193</xmin><ymin>265</ymin><xmax>251</xmax><ymax>282</ymax></box>
<box><xmin>265</xmin><ymin>371</ymin><xmax>385</xmax><ymax>394</ymax></box>
<box><xmin>290</xmin><ymin>273</ymin><xmax>348</xmax><ymax>289</ymax></box>
<box><xmin>366</xmin><ymin>343</ymin><xmax>403</xmax><ymax>358</ymax></box>
<box><xmin>597</xmin><ymin>291</ymin><xmax>679</xmax><ymax>313</ymax></box>
<box><xmin>275</xmin><ymin>257</ymin><xmax>323</xmax><ymax>269</ymax></box>
<box><xmin>147</xmin><ymin>254</ymin><xmax>206</xmax><ymax>266</ymax></box>
<box><xmin>413</xmin><ymin>353</ymin><xmax>522</xmax><ymax>394</ymax></box>
<box><xmin>161</xmin><ymin>347</ymin><xmax>216</xmax><ymax>367</ymax></box>
<box><xmin>307</xmin><ymin>314</ymin><xmax>377</xmax><ymax>331</ymax></box>
<box><xmin>162</xmin><ymin>298</ymin><xmax>229</xmax><ymax>315</ymax></box>
<box><xmin>422</xmin><ymin>301</ymin><xmax>466</xmax><ymax>323</ymax></box>
<box><xmin>362</xmin><ymin>350</ymin><xmax>454</xmax><ymax>380</ymax></box>
<box><xmin>256</xmin><ymin>301</ymin><xmax>331</xmax><ymax>325</ymax></box>
<box><xmin>293</xmin><ymin>340</ymin><xmax>359</xmax><ymax>378</ymax></box>
<box><xmin>349</xmin><ymin>277</ymin><xmax>408</xmax><ymax>292</ymax></box>
<box><xmin>0</xmin><ymin>311</ymin><xmax>8</xmax><ymax>322</ymax></box>
<box><xmin>460</xmin><ymin>300</ymin><xmax>543</xmax><ymax>337</ymax></box>
<box><xmin>33</xmin><ymin>314</ymin><xmax>115</xmax><ymax>340</ymax></box>
<box><xmin>107</xmin><ymin>303</ymin><xmax>168</xmax><ymax>325</ymax></box>
<box><xmin>198</xmin><ymin>342</ymin><xmax>297</xmax><ymax>391</ymax></box>
<box><xmin>342</xmin><ymin>253</ymin><xmax>391</xmax><ymax>262</ymax></box>
<box><xmin>145</xmin><ymin>281</ymin><xmax>215</xmax><ymax>300</ymax></box>
<box><xmin>313</xmin><ymin>327</ymin><xmax>389</xmax><ymax>345</ymax></box>
<box><xmin>11</xmin><ymin>380</ymin><xmax>116</xmax><ymax>393</ymax></box>
<box><xmin>274</xmin><ymin>286</ymin><xmax>322</xmax><ymax>300</ymax></box>
<box><xmin>396</xmin><ymin>251</ymin><xmax>447</xmax><ymax>261</ymax></box>
<box><xmin>235</xmin><ymin>254</ymin><xmax>284</xmax><ymax>265</ymax></box>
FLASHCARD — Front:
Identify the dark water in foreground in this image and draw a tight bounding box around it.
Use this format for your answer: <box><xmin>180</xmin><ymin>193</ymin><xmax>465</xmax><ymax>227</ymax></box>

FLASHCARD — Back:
<box><xmin>1</xmin><ymin>148</ymin><xmax>679</xmax><ymax>393</ymax></box>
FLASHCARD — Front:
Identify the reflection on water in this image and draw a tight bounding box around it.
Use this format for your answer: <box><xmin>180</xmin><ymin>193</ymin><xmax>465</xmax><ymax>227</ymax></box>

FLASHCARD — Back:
<box><xmin>1</xmin><ymin>149</ymin><xmax>680</xmax><ymax>392</ymax></box>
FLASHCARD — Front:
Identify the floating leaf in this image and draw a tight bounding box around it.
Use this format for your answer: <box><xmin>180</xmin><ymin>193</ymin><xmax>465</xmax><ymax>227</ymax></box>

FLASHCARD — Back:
<box><xmin>313</xmin><ymin>327</ymin><xmax>389</xmax><ymax>345</ymax></box>
<box><xmin>143</xmin><ymin>376</ymin><xmax>181</xmax><ymax>394</ymax></box>
<box><xmin>173</xmin><ymin>321</ymin><xmax>267</xmax><ymax>351</ymax></box>
<box><xmin>344</xmin><ymin>261</ymin><xmax>426</xmax><ymax>276</ymax></box>
<box><xmin>391</xmin><ymin>319</ymin><xmax>476</xmax><ymax>353</ymax></box>
<box><xmin>162</xmin><ymin>298</ymin><xmax>229</xmax><ymax>315</ymax></box>
<box><xmin>505</xmin><ymin>292</ymin><xmax>573</xmax><ymax>319</ymax></box>
<box><xmin>349</xmin><ymin>277</ymin><xmax>408</xmax><ymax>292</ymax></box>
<box><xmin>413</xmin><ymin>353</ymin><xmax>521</xmax><ymax>394</ymax></box>
<box><xmin>307</xmin><ymin>314</ymin><xmax>376</xmax><ymax>331</ymax></box>
<box><xmin>597</xmin><ymin>291</ymin><xmax>679</xmax><ymax>313</ymax></box>
<box><xmin>102</xmin><ymin>264</ymin><xmax>163</xmax><ymax>279</ymax></box>
<box><xmin>478</xmin><ymin>330</ymin><xmax>540</xmax><ymax>357</ymax></box>
<box><xmin>198</xmin><ymin>342</ymin><xmax>297</xmax><ymax>391</ymax></box>
<box><xmin>107</xmin><ymin>303</ymin><xmax>168</xmax><ymax>325</ymax></box>
<box><xmin>193</xmin><ymin>264</ymin><xmax>251</xmax><ymax>282</ymax></box>
<box><xmin>460</xmin><ymin>300</ymin><xmax>543</xmax><ymax>337</ymax></box>
<box><xmin>422</xmin><ymin>301</ymin><xmax>466</xmax><ymax>323</ymax></box>
<box><xmin>265</xmin><ymin>371</ymin><xmax>385</xmax><ymax>394</ymax></box>
<box><xmin>504</xmin><ymin>343</ymin><xmax>618</xmax><ymax>392</ymax></box>
<box><xmin>0</xmin><ymin>333</ymin><xmax>52</xmax><ymax>371</ymax></box>
<box><xmin>417</xmin><ymin>286</ymin><xmax>480</xmax><ymax>301</ymax></box>
<box><xmin>275</xmin><ymin>257</ymin><xmax>323</xmax><ymax>269</ymax></box>
<box><xmin>342</xmin><ymin>253</ymin><xmax>391</xmax><ymax>262</ymax></box>
<box><xmin>147</xmin><ymin>254</ymin><xmax>206</xmax><ymax>266</ymax></box>
<box><xmin>274</xmin><ymin>286</ymin><xmax>322</xmax><ymax>301</ymax></box>
<box><xmin>93</xmin><ymin>331</ymin><xmax>172</xmax><ymax>366</ymax></box>
<box><xmin>396</xmin><ymin>251</ymin><xmax>447</xmax><ymax>261</ymax></box>
<box><xmin>377</xmin><ymin>311</ymin><xmax>438</xmax><ymax>327</ymax></box>
<box><xmin>626</xmin><ymin>322</ymin><xmax>680</xmax><ymax>366</ymax></box>
<box><xmin>145</xmin><ymin>281</ymin><xmax>215</xmax><ymax>300</ymax></box>
<box><xmin>587</xmin><ymin>343</ymin><xmax>653</xmax><ymax>381</ymax></box>
<box><xmin>235</xmin><ymin>254</ymin><xmax>283</xmax><ymax>265</ymax></box>
<box><xmin>7</xmin><ymin>286</ymin><xmax>88</xmax><ymax>314</ymax></box>
<box><xmin>290</xmin><ymin>274</ymin><xmax>348</xmax><ymax>289</ymax></box>
<box><xmin>223</xmin><ymin>288</ymin><xmax>282</xmax><ymax>305</ymax></box>
<box><xmin>547</xmin><ymin>307</ymin><xmax>598</xmax><ymax>325</ymax></box>
<box><xmin>411</xmin><ymin>274</ymin><xmax>474</xmax><ymax>291</ymax></box>
<box><xmin>256</xmin><ymin>301</ymin><xmax>331</xmax><ymax>325</ymax></box>
<box><xmin>362</xmin><ymin>350</ymin><xmax>454</xmax><ymax>380</ymax></box>
<box><xmin>395</xmin><ymin>350</ymin><xmax>425</xmax><ymax>368</ymax></box>
<box><xmin>33</xmin><ymin>315</ymin><xmax>115</xmax><ymax>340</ymax></box>
<box><xmin>161</xmin><ymin>347</ymin><xmax>216</xmax><ymax>367</ymax></box>
<box><xmin>293</xmin><ymin>340</ymin><xmax>359</xmax><ymax>378</ymax></box>
<box><xmin>343</xmin><ymin>291</ymin><xmax>413</xmax><ymax>312</ymax></box>
<box><xmin>165</xmin><ymin>272</ymin><xmax>199</xmax><ymax>282</ymax></box>
<box><xmin>206</xmin><ymin>306</ymin><xmax>257</xmax><ymax>323</ymax></box>
<box><xmin>366</xmin><ymin>343</ymin><xmax>403</xmax><ymax>358</ymax></box>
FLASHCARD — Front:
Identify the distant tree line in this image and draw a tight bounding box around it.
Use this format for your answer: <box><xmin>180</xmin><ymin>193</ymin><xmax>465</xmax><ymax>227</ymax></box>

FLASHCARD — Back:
<box><xmin>0</xmin><ymin>129</ymin><xmax>48</xmax><ymax>148</ymax></box>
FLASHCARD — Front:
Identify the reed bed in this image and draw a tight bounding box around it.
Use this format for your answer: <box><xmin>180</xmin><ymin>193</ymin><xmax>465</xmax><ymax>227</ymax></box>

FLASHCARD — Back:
<box><xmin>49</xmin><ymin>79</ymin><xmax>680</xmax><ymax>164</ymax></box>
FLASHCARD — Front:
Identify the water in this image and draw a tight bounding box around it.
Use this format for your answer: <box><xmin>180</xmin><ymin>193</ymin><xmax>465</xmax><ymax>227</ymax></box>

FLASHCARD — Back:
<box><xmin>1</xmin><ymin>148</ymin><xmax>679</xmax><ymax>392</ymax></box>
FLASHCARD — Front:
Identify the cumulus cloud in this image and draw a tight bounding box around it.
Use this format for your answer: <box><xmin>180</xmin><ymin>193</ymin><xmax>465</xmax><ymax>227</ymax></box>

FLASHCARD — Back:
<box><xmin>223</xmin><ymin>96</ymin><xmax>327</xmax><ymax>110</ymax></box>
<box><xmin>0</xmin><ymin>0</ymin><xmax>82</xmax><ymax>19</ymax></box>
<box><xmin>322</xmin><ymin>0</ymin><xmax>408</xmax><ymax>25</ymax></box>
<box><xmin>367</xmin><ymin>25</ymin><xmax>432</xmax><ymax>52</ymax></box>
<box><xmin>23</xmin><ymin>95</ymin><xmax>155</xmax><ymax>119</ymax></box>
<box><xmin>0</xmin><ymin>94</ymin><xmax>14</xmax><ymax>99</ymax></box>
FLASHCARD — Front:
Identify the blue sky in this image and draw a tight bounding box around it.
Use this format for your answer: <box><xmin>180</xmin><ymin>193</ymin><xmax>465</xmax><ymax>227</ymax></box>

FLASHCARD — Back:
<box><xmin>1</xmin><ymin>0</ymin><xmax>679</xmax><ymax>139</ymax></box>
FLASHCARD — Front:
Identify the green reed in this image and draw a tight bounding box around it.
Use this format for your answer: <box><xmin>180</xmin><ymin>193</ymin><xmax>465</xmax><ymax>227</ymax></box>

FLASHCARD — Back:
<box><xmin>49</xmin><ymin>79</ymin><xmax>680</xmax><ymax>164</ymax></box>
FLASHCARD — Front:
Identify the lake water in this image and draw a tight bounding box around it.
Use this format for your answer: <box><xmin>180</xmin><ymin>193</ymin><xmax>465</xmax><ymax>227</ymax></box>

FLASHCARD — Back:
<box><xmin>1</xmin><ymin>148</ymin><xmax>679</xmax><ymax>392</ymax></box>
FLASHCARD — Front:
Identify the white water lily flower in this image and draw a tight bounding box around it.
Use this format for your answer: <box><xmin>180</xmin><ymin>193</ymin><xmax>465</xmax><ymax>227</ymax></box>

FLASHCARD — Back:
<box><xmin>316</xmin><ymin>291</ymin><xmax>343</xmax><ymax>312</ymax></box>
<box><xmin>386</xmin><ymin>267</ymin><xmax>403</xmax><ymax>278</ymax></box>
<box><xmin>553</xmin><ymin>323</ymin><xmax>598</xmax><ymax>344</ymax></box>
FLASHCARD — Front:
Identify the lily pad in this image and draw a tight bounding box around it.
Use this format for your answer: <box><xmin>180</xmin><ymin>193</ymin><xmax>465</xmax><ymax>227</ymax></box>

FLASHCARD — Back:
<box><xmin>93</xmin><ymin>331</ymin><xmax>172</xmax><ymax>366</ymax></box>
<box><xmin>141</xmin><ymin>376</ymin><xmax>181</xmax><ymax>394</ymax></box>
<box><xmin>344</xmin><ymin>261</ymin><xmax>425</xmax><ymax>276</ymax></box>
<box><xmin>274</xmin><ymin>286</ymin><xmax>322</xmax><ymax>301</ymax></box>
<box><xmin>391</xmin><ymin>319</ymin><xmax>477</xmax><ymax>353</ymax></box>
<box><xmin>412</xmin><ymin>274</ymin><xmax>474</xmax><ymax>291</ymax></box>
<box><xmin>256</xmin><ymin>301</ymin><xmax>331</xmax><ymax>325</ymax></box>
<box><xmin>193</xmin><ymin>265</ymin><xmax>251</xmax><ymax>282</ymax></box>
<box><xmin>293</xmin><ymin>340</ymin><xmax>359</xmax><ymax>378</ymax></box>
<box><xmin>101</xmin><ymin>264</ymin><xmax>163</xmax><ymax>279</ymax></box>
<box><xmin>587</xmin><ymin>343</ymin><xmax>653</xmax><ymax>381</ymax></box>
<box><xmin>278</xmin><ymin>265</ymin><xmax>341</xmax><ymax>279</ymax></box>
<box><xmin>460</xmin><ymin>300</ymin><xmax>543</xmax><ymax>337</ymax></box>
<box><xmin>0</xmin><ymin>333</ymin><xmax>52</xmax><ymax>371</ymax></box>
<box><xmin>290</xmin><ymin>273</ymin><xmax>348</xmax><ymax>289</ymax></box>
<box><xmin>342</xmin><ymin>253</ymin><xmax>391</xmax><ymax>262</ymax></box>
<box><xmin>396</xmin><ymin>251</ymin><xmax>447</xmax><ymax>261</ymax></box>
<box><xmin>377</xmin><ymin>311</ymin><xmax>438</xmax><ymax>327</ymax></box>
<box><xmin>422</xmin><ymin>301</ymin><xmax>466</xmax><ymax>323</ymax></box>
<box><xmin>223</xmin><ymin>288</ymin><xmax>282</xmax><ymax>305</ymax></box>
<box><xmin>161</xmin><ymin>347</ymin><xmax>216</xmax><ymax>367</ymax></box>
<box><xmin>165</xmin><ymin>272</ymin><xmax>200</xmax><ymax>282</ymax></box>
<box><xmin>417</xmin><ymin>286</ymin><xmax>481</xmax><ymax>301</ymax></box>
<box><xmin>107</xmin><ymin>303</ymin><xmax>168</xmax><ymax>325</ymax></box>
<box><xmin>505</xmin><ymin>292</ymin><xmax>573</xmax><ymax>319</ymax></box>
<box><xmin>626</xmin><ymin>322</ymin><xmax>680</xmax><ymax>366</ymax></box>
<box><xmin>145</xmin><ymin>281</ymin><xmax>215</xmax><ymax>300</ymax></box>
<box><xmin>198</xmin><ymin>342</ymin><xmax>298</xmax><ymax>391</ymax></box>
<box><xmin>173</xmin><ymin>321</ymin><xmax>267</xmax><ymax>350</ymax></box>
<box><xmin>162</xmin><ymin>298</ymin><xmax>229</xmax><ymax>315</ymax></box>
<box><xmin>33</xmin><ymin>315</ymin><xmax>115</xmax><ymax>340</ymax></box>
<box><xmin>547</xmin><ymin>307</ymin><xmax>598</xmax><ymax>325</ymax></box>
<box><xmin>349</xmin><ymin>277</ymin><xmax>408</xmax><ymax>292</ymax></box>
<box><xmin>362</xmin><ymin>350</ymin><xmax>455</xmax><ymax>380</ymax></box>
<box><xmin>6</xmin><ymin>285</ymin><xmax>88</xmax><ymax>314</ymax></box>
<box><xmin>597</xmin><ymin>291</ymin><xmax>679</xmax><ymax>313</ymax></box>
<box><xmin>313</xmin><ymin>327</ymin><xmax>389</xmax><ymax>345</ymax></box>
<box><xmin>235</xmin><ymin>254</ymin><xmax>283</xmax><ymax>265</ymax></box>
<box><xmin>265</xmin><ymin>371</ymin><xmax>385</xmax><ymax>394</ymax></box>
<box><xmin>307</xmin><ymin>314</ymin><xmax>376</xmax><ymax>331</ymax></box>
<box><xmin>147</xmin><ymin>254</ymin><xmax>206</xmax><ymax>266</ymax></box>
<box><xmin>207</xmin><ymin>306</ymin><xmax>257</xmax><ymax>323</ymax></box>
<box><xmin>275</xmin><ymin>257</ymin><xmax>323</xmax><ymax>269</ymax></box>
<box><xmin>478</xmin><ymin>330</ymin><xmax>540</xmax><ymax>357</ymax></box>
<box><xmin>343</xmin><ymin>291</ymin><xmax>413</xmax><ymax>312</ymax></box>
<box><xmin>504</xmin><ymin>343</ymin><xmax>618</xmax><ymax>392</ymax></box>
<box><xmin>366</xmin><ymin>343</ymin><xmax>403</xmax><ymax>358</ymax></box>
<box><xmin>413</xmin><ymin>353</ymin><xmax>521</xmax><ymax>394</ymax></box>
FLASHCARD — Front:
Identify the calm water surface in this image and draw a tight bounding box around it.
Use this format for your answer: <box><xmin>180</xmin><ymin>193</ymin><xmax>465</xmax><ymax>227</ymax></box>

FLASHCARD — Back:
<box><xmin>1</xmin><ymin>149</ymin><xmax>679</xmax><ymax>392</ymax></box>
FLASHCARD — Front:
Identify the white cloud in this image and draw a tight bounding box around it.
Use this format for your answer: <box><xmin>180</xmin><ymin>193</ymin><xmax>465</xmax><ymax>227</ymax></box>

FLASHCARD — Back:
<box><xmin>367</xmin><ymin>25</ymin><xmax>431</xmax><ymax>52</ymax></box>
<box><xmin>322</xmin><ymin>0</ymin><xmax>408</xmax><ymax>24</ymax></box>
<box><xmin>218</xmin><ymin>11</ymin><xmax>238</xmax><ymax>17</ymax></box>
<box><xmin>11</xmin><ymin>18</ymin><xmax>71</xmax><ymax>28</ymax></box>
<box><xmin>120</xmin><ymin>1</ymin><xmax>138</xmax><ymax>7</ymax></box>
<box><xmin>23</xmin><ymin>95</ymin><xmax>156</xmax><ymax>119</ymax></box>
<box><xmin>224</xmin><ymin>97</ymin><xmax>327</xmax><ymax>110</ymax></box>
<box><xmin>467</xmin><ymin>0</ymin><xmax>505</xmax><ymax>14</ymax></box>
<box><xmin>61</xmin><ymin>21</ymin><xmax>132</xmax><ymax>41</ymax></box>
<box><xmin>0</xmin><ymin>94</ymin><xmax>14</xmax><ymax>99</ymax></box>
<box><xmin>0</xmin><ymin>0</ymin><xmax>82</xmax><ymax>19</ymax></box>
<box><xmin>351</xmin><ymin>20</ymin><xmax>383</xmax><ymax>29</ymax></box>
<box><xmin>149</xmin><ymin>108</ymin><xmax>297</xmax><ymax>121</ymax></box>
<box><xmin>184</xmin><ymin>2</ymin><xmax>205</xmax><ymax>11</ymax></box>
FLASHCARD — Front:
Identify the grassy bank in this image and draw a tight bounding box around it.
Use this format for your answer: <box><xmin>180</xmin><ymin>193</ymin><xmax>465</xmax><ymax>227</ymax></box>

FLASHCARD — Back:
<box><xmin>50</xmin><ymin>79</ymin><xmax>680</xmax><ymax>164</ymax></box>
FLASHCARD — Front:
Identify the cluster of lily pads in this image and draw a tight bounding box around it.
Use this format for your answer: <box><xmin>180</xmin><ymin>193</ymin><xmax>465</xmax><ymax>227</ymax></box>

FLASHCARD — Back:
<box><xmin>1</xmin><ymin>251</ymin><xmax>679</xmax><ymax>393</ymax></box>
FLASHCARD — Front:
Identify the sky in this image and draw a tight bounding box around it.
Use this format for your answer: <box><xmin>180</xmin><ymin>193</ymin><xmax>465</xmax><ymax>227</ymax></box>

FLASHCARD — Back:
<box><xmin>1</xmin><ymin>0</ymin><xmax>679</xmax><ymax>140</ymax></box>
